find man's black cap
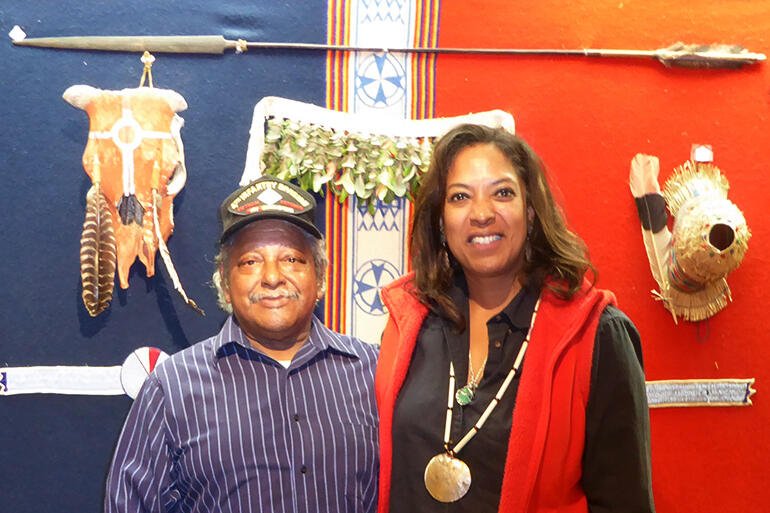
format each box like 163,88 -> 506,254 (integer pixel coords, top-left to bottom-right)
219,175 -> 322,243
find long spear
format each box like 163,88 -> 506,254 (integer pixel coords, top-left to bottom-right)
12,34 -> 765,68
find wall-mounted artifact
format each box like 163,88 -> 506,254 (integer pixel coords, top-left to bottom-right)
12,29 -> 766,69
241,96 -> 514,213
0,346 -> 169,399
64,74 -> 201,316
629,149 -> 750,322
646,378 -> 755,408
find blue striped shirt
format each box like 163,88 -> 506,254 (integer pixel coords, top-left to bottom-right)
105,316 -> 379,513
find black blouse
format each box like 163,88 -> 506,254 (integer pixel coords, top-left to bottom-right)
389,281 -> 655,513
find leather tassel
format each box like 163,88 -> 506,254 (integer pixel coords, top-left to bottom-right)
152,190 -> 204,315
80,185 -> 117,316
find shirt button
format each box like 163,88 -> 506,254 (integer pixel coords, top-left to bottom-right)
294,414 -> 300,422
300,466 -> 307,474
494,341 -> 502,349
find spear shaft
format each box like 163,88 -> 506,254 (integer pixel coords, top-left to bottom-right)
13,35 -> 766,68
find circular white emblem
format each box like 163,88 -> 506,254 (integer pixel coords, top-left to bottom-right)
120,347 -> 170,399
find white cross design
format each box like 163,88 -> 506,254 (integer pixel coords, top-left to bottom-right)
88,106 -> 172,197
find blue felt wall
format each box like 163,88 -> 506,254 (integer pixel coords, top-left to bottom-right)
0,2 -> 327,511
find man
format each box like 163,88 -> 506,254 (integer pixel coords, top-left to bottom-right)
105,176 -> 379,513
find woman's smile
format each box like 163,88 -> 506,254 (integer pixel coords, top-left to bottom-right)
442,142 -> 528,282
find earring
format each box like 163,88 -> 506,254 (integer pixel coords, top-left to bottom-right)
439,220 -> 452,268
524,223 -> 533,263
439,219 -> 447,247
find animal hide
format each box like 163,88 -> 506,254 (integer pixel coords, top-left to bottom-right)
64,85 -> 190,316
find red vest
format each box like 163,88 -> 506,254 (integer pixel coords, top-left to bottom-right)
376,274 -> 614,513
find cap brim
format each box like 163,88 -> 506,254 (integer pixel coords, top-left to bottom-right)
220,213 -> 322,244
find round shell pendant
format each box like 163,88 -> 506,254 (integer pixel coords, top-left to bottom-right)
455,384 -> 475,406
424,452 -> 472,502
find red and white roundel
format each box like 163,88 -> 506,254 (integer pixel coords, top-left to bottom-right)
120,347 -> 169,399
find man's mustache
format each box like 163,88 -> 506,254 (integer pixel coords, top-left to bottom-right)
249,290 -> 300,303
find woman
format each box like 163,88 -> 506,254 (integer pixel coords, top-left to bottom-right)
375,124 -> 654,513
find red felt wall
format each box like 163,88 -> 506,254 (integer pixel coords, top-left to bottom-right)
436,2 -> 770,511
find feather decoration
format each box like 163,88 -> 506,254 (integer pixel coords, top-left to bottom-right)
117,194 -> 145,226
629,154 -> 677,323
152,190 -> 204,315
80,184 -> 117,316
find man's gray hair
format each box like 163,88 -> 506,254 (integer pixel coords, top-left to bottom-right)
212,229 -> 329,314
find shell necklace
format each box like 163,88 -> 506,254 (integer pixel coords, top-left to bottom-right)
423,296 -> 541,503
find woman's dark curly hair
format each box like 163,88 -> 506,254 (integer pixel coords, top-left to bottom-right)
410,123 -> 595,331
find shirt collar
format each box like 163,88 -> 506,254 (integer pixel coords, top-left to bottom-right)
499,283 -> 539,332
212,315 -> 360,360
212,315 -> 252,359
447,273 -> 539,332
307,317 -> 361,359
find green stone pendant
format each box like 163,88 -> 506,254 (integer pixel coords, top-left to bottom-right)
455,385 -> 475,406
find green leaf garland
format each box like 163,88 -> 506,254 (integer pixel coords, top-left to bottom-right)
261,117 -> 434,211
